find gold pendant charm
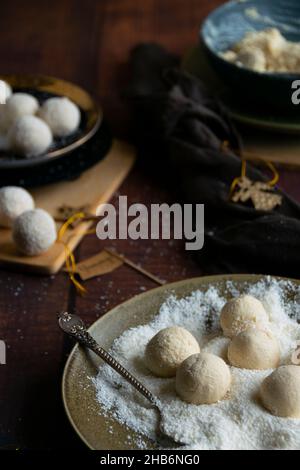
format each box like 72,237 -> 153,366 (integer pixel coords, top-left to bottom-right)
231,176 -> 282,211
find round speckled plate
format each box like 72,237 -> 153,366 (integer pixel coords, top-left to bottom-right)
62,274 -> 300,450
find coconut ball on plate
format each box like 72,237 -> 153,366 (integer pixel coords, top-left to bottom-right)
144,326 -> 200,377
220,294 -> 269,338
0,81 -> 12,131
39,97 -> 80,137
260,365 -> 300,418
0,186 -> 35,228
12,208 -> 57,256
176,352 -> 231,405
9,115 -> 53,157
227,328 -> 280,370
2,92 -> 39,131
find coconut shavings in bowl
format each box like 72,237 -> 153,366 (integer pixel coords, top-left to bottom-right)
93,278 -> 300,450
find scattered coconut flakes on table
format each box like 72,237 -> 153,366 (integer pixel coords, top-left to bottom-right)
92,278 -> 300,450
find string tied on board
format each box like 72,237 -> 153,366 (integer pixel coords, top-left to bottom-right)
57,212 -> 88,295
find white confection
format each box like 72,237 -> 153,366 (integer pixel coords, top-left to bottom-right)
12,208 -> 57,256
39,97 -> 80,137
144,326 -> 200,377
220,294 -> 269,338
2,92 -> 39,130
176,352 -> 231,405
260,365 -> 300,418
228,327 -> 280,370
2,81 -> 12,100
93,280 -> 300,449
0,81 -> 12,130
9,115 -> 52,157
0,186 -> 35,228
221,28 -> 300,73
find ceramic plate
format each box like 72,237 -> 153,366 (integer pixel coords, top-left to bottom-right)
200,0 -> 300,112
182,46 -> 300,134
62,274 -> 300,450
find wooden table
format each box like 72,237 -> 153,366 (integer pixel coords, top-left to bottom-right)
0,0 -> 299,450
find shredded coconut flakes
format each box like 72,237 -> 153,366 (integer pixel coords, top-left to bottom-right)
93,278 -> 300,450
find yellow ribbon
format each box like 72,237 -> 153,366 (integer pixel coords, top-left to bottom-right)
222,141 -> 280,198
57,212 -> 88,295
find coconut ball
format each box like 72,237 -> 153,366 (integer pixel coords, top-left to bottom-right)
39,97 -> 80,137
144,326 -> 200,378
0,80 -> 12,100
0,186 -> 35,228
2,92 -> 39,131
220,294 -> 269,338
12,208 -> 57,256
0,81 -> 12,130
260,365 -> 300,418
228,328 -> 280,370
9,115 -> 52,157
176,352 -> 231,405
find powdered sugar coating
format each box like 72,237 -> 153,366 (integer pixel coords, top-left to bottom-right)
93,279 -> 300,449
0,186 -> 35,228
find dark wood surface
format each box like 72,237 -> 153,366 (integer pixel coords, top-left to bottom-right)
0,0 -> 299,450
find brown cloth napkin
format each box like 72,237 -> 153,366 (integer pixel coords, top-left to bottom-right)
127,44 -> 300,278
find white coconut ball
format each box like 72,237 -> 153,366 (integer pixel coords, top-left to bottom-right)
228,328 -> 280,370
260,365 -> 300,418
2,92 -> 39,131
176,352 -> 231,405
220,294 -> 269,338
9,115 -> 52,157
12,208 -> 57,256
144,326 -> 200,377
0,81 -> 12,130
0,80 -> 12,100
0,186 -> 35,228
39,97 -> 80,137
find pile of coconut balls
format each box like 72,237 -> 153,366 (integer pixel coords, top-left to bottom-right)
0,81 -> 81,158
144,295 -> 300,418
0,186 -> 57,256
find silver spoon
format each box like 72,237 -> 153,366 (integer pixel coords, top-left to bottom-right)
58,312 -> 183,448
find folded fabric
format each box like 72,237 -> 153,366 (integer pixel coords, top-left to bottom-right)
127,43 -> 300,278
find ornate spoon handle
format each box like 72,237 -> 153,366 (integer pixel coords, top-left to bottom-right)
58,312 -> 157,405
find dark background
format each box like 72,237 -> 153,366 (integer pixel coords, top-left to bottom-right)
0,0 -> 299,449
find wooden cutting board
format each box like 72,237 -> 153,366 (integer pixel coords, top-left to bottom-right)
0,140 -> 135,274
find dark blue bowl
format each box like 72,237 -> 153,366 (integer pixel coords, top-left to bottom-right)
201,0 -> 300,112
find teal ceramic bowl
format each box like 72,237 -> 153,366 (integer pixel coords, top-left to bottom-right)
201,0 -> 300,112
